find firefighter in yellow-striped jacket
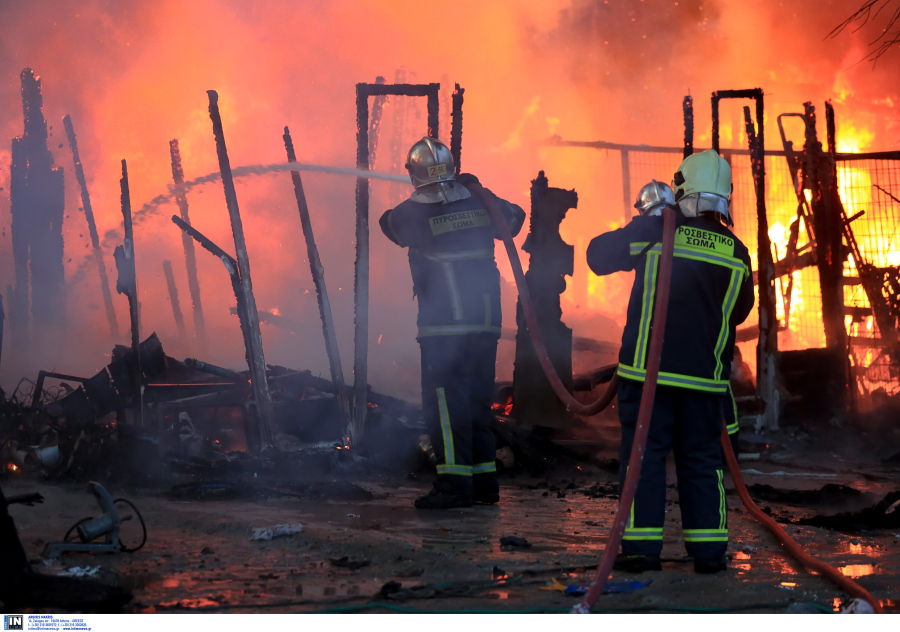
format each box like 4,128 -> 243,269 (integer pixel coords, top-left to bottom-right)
380,137 -> 525,510
587,151 -> 755,573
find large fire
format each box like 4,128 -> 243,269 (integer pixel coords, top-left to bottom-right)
0,1 -> 898,401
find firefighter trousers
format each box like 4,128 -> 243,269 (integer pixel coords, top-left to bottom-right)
420,333 -> 499,498
617,380 -> 728,558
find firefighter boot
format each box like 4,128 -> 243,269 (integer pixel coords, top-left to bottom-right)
414,487 -> 473,510
694,556 -> 728,574
613,554 -> 662,573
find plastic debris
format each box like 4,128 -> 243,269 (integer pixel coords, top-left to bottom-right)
58,566 -> 101,578
330,556 -> 370,570
249,523 -> 303,541
500,536 -> 531,548
840,598 -> 875,614
540,577 -> 652,596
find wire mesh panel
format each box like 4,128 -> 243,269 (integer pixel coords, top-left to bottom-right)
612,145 -> 900,404
836,157 -> 900,399
627,151 -> 826,352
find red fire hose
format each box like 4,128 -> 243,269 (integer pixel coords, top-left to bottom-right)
467,183 -> 882,614
718,424 -> 883,613
575,205 -> 677,612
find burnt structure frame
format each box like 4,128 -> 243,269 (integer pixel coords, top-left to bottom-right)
711,88 -> 779,431
352,81 -> 463,441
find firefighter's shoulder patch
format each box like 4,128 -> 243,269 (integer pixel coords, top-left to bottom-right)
429,209 -> 491,236
675,226 -> 735,256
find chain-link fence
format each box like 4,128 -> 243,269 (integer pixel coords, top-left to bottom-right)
837,156 -> 900,398
575,141 -> 900,401
625,149 -> 828,353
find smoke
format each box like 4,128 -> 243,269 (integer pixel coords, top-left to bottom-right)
0,0 -> 899,399
69,162 -> 410,285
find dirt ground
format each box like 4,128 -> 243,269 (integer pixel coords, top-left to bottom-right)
4,433 -> 899,614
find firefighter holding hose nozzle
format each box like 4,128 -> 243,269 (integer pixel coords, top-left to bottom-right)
380,137 -> 525,510
587,150 -> 754,574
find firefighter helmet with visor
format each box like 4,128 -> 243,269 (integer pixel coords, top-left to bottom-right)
634,180 -> 675,217
406,137 -> 456,189
672,149 -> 734,225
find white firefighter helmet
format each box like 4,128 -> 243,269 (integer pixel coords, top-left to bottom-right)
634,180 -> 674,216
672,149 -> 733,225
406,137 -> 456,189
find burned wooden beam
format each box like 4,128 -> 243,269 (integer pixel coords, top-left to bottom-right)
620,148 -> 631,224
712,88 -> 778,431
63,114 -> 119,338
162,260 -> 187,338
170,214 -> 261,450
183,357 -> 246,382
683,95 -> 694,159
10,68 -> 66,326
170,216 -> 249,358
206,90 -> 274,449
283,126 -> 352,438
353,81 -> 441,442
9,140 -> 28,338
451,83 -> 465,173
802,102 -> 846,354
169,139 -> 207,351
513,171 -> 578,428
368,76 -> 387,164
113,159 -> 143,426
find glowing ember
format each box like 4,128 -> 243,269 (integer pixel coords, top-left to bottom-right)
839,564 -> 875,578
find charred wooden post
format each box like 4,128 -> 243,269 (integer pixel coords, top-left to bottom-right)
440,74 -> 452,142
169,139 -> 207,351
683,95 -> 694,159
63,115 -> 119,338
713,89 -> 778,431
184,357 -> 246,383
9,139 -> 28,337
0,294 -> 4,371
207,90 -> 274,449
283,126 -> 352,437
171,214 -> 261,450
451,84 -> 465,173
113,160 -> 143,426
368,77 -> 387,164
162,260 -> 187,338
803,102 -> 846,354
11,69 -> 66,332
353,81 -> 441,443
513,171 -> 578,428
620,149 -> 632,223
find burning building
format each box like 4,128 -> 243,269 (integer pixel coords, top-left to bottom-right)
0,0 -> 899,617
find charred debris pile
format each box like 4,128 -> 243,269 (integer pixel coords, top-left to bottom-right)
0,331 -> 606,490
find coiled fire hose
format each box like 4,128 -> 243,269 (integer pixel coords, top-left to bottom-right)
718,424 -> 883,613
466,183 -> 883,614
